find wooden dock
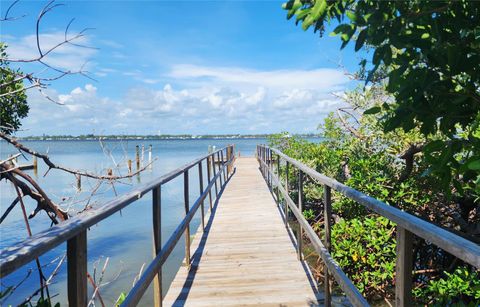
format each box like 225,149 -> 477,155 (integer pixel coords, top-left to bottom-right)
3,145 -> 478,307
163,157 -> 319,306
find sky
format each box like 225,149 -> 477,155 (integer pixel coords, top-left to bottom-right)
1,0 -> 363,136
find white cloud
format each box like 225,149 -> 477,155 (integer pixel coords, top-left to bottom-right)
19,63 -> 351,135
169,64 -> 347,91
5,31 -> 97,72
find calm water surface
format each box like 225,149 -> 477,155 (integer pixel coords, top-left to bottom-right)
0,138 -> 318,305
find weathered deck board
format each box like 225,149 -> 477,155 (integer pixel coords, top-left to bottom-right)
163,157 -> 319,306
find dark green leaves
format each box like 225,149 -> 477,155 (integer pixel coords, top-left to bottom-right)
284,0 -> 480,193
355,29 -> 367,51
0,43 -> 29,134
363,106 -> 381,115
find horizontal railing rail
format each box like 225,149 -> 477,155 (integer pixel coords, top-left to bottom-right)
256,145 -> 480,307
0,145 -> 236,306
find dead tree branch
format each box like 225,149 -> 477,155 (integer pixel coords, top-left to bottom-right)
0,0 -> 97,104
336,109 -> 365,140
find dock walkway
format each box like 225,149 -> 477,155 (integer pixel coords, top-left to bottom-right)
163,157 -> 319,306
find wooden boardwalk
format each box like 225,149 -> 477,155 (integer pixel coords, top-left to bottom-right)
163,157 -> 319,306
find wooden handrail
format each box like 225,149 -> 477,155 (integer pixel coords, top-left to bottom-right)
256,145 -> 480,307
0,145 -> 236,306
121,157 -> 234,306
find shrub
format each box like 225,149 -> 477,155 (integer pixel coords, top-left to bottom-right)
331,216 -> 396,299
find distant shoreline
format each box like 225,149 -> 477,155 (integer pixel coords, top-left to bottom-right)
13,134 -> 322,142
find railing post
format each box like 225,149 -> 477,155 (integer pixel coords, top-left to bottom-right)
152,186 -> 162,307
206,156 -> 213,210
285,161 -> 289,226
198,162 -> 205,231
261,146 -> 264,176
269,149 -> 273,188
184,170 -> 191,268
67,230 -> 87,307
220,150 -> 226,182
297,170 -> 303,260
395,226 -> 413,307
226,146 -> 232,175
217,151 -> 223,187
323,185 -> 332,307
211,154 -> 218,197
267,148 -> 271,187
276,154 -> 280,202
264,147 -> 267,179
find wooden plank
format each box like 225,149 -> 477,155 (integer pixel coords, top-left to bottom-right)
67,230 -> 87,307
152,186 -> 162,307
395,226 -> 413,307
163,158 -> 318,306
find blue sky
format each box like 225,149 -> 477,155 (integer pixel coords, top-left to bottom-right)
2,0 -> 362,135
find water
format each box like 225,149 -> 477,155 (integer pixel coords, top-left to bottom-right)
0,138 -> 317,306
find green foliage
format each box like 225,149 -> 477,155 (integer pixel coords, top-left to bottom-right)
414,267 -> 480,305
331,216 -> 396,299
268,83 -> 478,303
282,0 -> 480,194
115,292 -> 127,306
302,208 -> 315,222
0,42 -> 29,134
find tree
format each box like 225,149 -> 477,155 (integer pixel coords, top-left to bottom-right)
0,43 -> 28,134
0,2 -> 153,305
282,0 -> 480,194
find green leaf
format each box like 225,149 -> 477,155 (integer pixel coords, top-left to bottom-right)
295,8 -> 310,23
302,15 -> 315,31
332,24 -> 351,35
363,106 -> 381,115
310,0 -> 327,20
346,10 -> 357,22
285,0 -> 303,19
116,292 -> 127,306
372,46 -> 385,65
355,29 -> 367,51
467,159 -> 480,170
423,140 -> 445,153
421,33 -> 430,39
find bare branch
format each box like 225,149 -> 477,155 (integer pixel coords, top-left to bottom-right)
0,196 -> 20,224
0,0 -> 26,22
336,109 -> 365,140
20,254 -> 66,305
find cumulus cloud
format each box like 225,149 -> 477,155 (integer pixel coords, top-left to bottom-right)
19,63 -> 350,135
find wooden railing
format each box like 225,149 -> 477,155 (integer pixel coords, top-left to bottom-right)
0,145 -> 236,306
256,145 -> 480,307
